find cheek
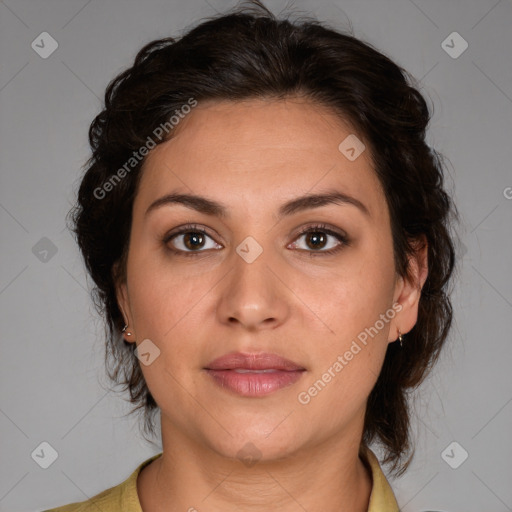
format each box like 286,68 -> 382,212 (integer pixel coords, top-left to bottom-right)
296,312 -> 389,426
127,247 -> 215,336
299,241 -> 395,345
294,244 -> 395,406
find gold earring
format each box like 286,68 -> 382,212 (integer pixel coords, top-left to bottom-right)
397,329 -> 403,347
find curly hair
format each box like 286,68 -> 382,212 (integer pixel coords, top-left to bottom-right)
68,0 -> 459,476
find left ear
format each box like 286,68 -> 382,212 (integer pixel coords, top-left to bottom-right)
388,235 -> 429,342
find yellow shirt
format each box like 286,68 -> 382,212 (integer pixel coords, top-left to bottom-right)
45,448 -> 399,511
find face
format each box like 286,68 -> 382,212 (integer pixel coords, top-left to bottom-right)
116,97 -> 425,462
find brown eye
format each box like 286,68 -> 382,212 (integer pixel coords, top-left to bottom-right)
290,224 -> 350,256
304,231 -> 328,250
163,225 -> 222,256
182,232 -> 207,250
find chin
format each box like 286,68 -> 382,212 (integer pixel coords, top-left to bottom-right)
203,422 -> 304,463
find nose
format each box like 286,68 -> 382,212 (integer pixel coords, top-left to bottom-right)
215,244 -> 290,331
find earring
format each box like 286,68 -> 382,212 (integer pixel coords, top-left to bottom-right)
122,324 -> 132,336
397,329 -> 403,347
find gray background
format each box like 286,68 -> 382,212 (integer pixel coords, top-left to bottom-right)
1,0 -> 511,510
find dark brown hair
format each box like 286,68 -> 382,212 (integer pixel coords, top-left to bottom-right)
68,0 -> 459,475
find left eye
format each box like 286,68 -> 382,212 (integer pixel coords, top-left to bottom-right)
290,227 -> 347,253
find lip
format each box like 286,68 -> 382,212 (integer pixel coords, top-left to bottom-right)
205,352 -> 305,371
204,352 -> 306,397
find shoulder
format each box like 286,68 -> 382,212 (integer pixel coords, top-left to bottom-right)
43,453 -> 163,512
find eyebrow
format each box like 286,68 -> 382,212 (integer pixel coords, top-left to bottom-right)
145,188 -> 370,220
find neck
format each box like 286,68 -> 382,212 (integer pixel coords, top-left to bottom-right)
138,417 -> 372,512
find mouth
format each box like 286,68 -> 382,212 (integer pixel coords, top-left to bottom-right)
204,352 -> 306,397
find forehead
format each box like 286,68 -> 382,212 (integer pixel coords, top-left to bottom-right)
135,98 -> 387,220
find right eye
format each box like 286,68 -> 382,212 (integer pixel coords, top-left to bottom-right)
163,224 -> 223,256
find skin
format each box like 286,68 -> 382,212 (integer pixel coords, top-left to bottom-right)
115,97 -> 428,512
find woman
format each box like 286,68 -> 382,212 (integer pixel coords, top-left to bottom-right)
46,0 -> 458,510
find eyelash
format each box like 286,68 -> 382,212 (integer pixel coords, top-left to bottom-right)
162,223 -> 350,258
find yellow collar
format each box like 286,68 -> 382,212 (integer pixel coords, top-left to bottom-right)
361,447 -> 400,511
